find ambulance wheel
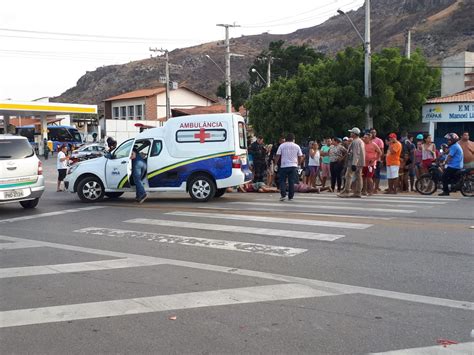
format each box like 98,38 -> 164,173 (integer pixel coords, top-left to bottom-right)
77,176 -> 105,203
214,188 -> 226,198
105,192 -> 124,199
189,175 -> 216,202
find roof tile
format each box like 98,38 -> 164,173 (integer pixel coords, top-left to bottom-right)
426,88 -> 474,104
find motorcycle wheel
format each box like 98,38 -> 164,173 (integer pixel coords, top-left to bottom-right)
460,175 -> 474,197
415,174 -> 437,195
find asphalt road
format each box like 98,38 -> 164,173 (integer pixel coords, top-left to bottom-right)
0,157 -> 473,354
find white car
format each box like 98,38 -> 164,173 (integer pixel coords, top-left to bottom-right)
0,135 -> 45,209
70,143 -> 107,164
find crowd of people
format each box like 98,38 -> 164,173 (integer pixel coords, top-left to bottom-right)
243,129 -> 473,199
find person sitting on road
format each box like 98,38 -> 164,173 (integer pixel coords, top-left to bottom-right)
293,182 -> 331,193
238,182 -> 279,193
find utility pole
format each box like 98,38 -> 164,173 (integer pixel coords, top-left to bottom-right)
266,54 -> 272,88
149,47 -> 171,120
217,23 -> 240,113
364,0 -> 372,130
406,29 -> 411,59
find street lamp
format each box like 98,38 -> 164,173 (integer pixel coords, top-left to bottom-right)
251,68 -> 267,86
338,1 -> 372,130
205,54 -> 226,75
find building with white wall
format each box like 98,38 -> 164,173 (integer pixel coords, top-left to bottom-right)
441,51 -> 474,96
103,85 -> 216,143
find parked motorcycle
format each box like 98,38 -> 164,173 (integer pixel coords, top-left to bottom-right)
415,162 -> 474,197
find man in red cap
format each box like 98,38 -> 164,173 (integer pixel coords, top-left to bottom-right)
385,133 -> 402,194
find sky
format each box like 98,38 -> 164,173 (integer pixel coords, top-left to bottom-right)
0,0 -> 364,101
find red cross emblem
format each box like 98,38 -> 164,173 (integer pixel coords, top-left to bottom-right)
194,128 -> 211,143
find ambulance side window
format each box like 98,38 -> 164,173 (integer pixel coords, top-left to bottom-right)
238,122 -> 247,149
150,140 -> 162,157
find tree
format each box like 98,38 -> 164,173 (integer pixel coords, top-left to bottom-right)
216,81 -> 250,112
249,40 -> 325,94
248,47 -> 439,141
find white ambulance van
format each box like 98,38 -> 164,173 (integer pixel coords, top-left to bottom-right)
65,113 -> 252,202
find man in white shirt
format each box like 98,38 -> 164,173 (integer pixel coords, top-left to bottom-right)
57,145 -> 69,192
274,133 -> 303,201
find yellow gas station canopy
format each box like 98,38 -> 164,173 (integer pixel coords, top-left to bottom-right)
0,100 -> 97,116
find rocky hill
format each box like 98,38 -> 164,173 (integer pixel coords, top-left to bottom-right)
53,0 -> 473,105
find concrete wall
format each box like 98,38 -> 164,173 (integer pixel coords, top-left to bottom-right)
105,119 -> 161,144
441,51 -> 474,96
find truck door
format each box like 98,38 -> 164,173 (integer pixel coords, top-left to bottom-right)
105,139 -> 133,189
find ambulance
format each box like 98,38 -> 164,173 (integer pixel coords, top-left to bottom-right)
64,113 -> 252,202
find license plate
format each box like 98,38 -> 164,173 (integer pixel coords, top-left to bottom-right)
3,189 -> 27,200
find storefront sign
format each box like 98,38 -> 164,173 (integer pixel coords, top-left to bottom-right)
422,103 -> 474,123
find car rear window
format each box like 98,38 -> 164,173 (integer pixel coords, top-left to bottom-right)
0,139 -> 34,159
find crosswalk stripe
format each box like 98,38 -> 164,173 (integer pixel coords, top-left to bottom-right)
125,218 -> 345,241
292,195 -> 447,205
166,211 -> 372,230
369,341 -> 474,354
195,206 -> 394,220
229,202 -> 415,214
1,234 -> 471,311
0,241 -> 43,250
252,199 -> 431,209
0,283 -> 335,328
75,227 -> 307,257
366,195 -> 459,202
0,206 -> 105,223
0,258 -> 167,279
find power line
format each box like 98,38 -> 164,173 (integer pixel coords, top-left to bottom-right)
241,0 -> 363,28
241,0 -> 340,26
0,27 -> 205,43
0,33 -> 208,45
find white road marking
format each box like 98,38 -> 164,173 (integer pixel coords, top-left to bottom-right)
75,227 -> 307,257
0,258 -> 167,279
229,201 -> 415,214
0,206 -> 105,223
125,218 -> 345,241
0,241 -> 43,250
0,283 -> 334,328
166,211 -> 373,230
253,199 -> 430,209
0,234 -> 471,311
195,206 -> 394,220
293,195 -> 447,205
369,341 -> 474,354
368,195 -> 459,202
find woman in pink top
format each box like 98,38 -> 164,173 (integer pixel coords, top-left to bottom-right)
362,133 -> 382,195
421,134 -> 436,173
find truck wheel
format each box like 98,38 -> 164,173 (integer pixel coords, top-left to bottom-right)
77,176 -> 105,202
214,188 -> 226,198
20,198 -> 39,209
188,175 -> 216,202
105,192 -> 124,199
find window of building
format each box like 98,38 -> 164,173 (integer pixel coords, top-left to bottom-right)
136,104 -> 143,120
128,105 -> 134,119
113,107 -> 119,119
120,106 -> 126,119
